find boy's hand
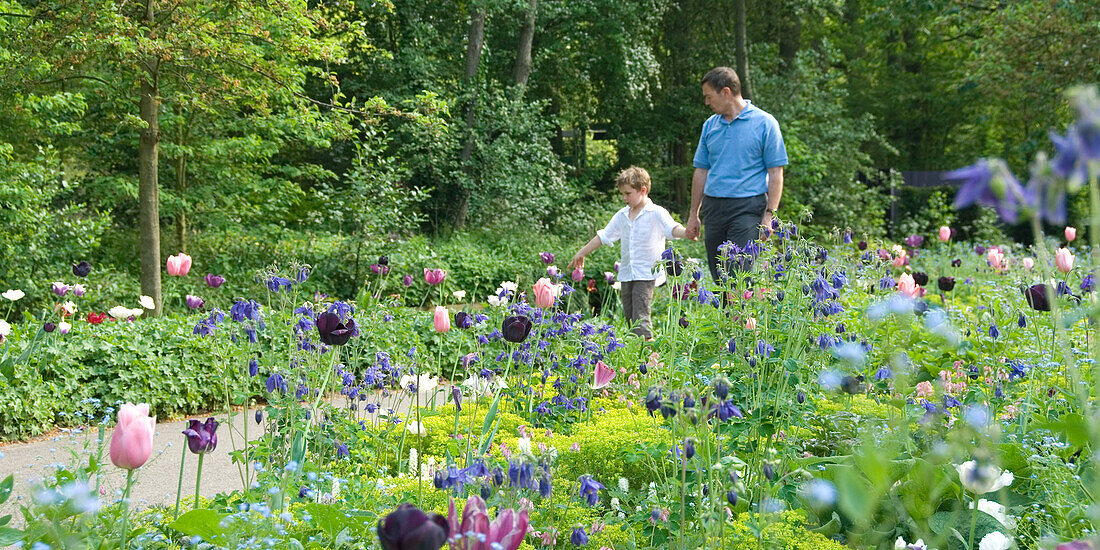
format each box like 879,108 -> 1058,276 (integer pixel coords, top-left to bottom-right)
569,254 -> 585,270
686,216 -> 701,240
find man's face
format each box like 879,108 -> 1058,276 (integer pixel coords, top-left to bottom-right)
702,83 -> 729,114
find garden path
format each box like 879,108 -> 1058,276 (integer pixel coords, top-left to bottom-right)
0,387 -> 450,524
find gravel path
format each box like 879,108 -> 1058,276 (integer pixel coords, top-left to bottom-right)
0,387 -> 451,524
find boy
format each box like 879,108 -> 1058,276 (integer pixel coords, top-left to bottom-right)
569,166 -> 690,339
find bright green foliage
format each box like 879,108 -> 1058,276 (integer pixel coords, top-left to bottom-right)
724,510 -> 847,549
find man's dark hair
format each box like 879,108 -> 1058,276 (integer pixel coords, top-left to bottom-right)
701,67 -> 741,96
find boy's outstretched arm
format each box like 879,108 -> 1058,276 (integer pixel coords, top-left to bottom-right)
672,223 -> 691,240
570,235 -> 603,269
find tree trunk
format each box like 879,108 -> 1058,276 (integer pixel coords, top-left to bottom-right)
734,0 -> 752,99
512,0 -> 537,93
138,0 -> 162,315
778,0 -> 801,71
455,8 -> 487,229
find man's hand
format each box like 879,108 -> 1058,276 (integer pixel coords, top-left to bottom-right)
686,216 -> 702,241
760,211 -> 774,239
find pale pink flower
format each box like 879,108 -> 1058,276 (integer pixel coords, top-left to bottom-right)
593,360 -> 615,389
1056,247 -> 1075,273
938,225 -> 951,242
744,317 -> 757,330
897,273 -> 920,298
166,253 -> 192,276
1022,257 -> 1035,270
915,381 -> 934,399
987,248 -> 1005,271
1065,226 -> 1077,242
109,403 -> 155,470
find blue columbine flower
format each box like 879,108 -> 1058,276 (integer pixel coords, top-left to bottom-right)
874,365 -> 892,381
578,475 -> 604,506
756,340 -> 774,357
230,299 -> 262,322
570,526 -> 588,546
989,323 -> 1000,340
878,272 -> 896,291
946,158 -> 1027,223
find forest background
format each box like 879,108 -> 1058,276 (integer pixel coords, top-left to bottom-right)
1,0 -> 1097,313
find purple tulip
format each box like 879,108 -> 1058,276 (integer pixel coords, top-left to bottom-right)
182,417 -> 218,454
904,234 -> 924,248
186,295 -> 205,309
376,503 -> 448,550
72,261 -> 92,278
502,315 -> 532,343
72,284 -> 86,297
402,274 -> 414,287
540,252 -> 555,264
204,273 -> 226,288
51,282 -> 70,296
316,311 -> 353,346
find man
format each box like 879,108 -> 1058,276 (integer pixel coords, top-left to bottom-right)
685,66 -> 788,283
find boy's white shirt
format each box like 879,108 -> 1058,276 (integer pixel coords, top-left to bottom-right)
597,198 -> 679,284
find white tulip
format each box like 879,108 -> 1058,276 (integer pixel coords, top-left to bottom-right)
139,295 -> 155,309
2,289 -> 24,301
978,531 -> 1011,550
0,319 -> 10,337
956,460 -> 1013,494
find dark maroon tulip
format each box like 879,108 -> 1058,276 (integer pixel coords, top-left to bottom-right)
911,272 -> 929,286
938,276 -> 956,292
857,240 -> 868,251
502,315 -> 532,343
377,503 -> 448,550
182,417 -> 218,454
72,261 -> 92,277
44,322 -> 56,333
951,259 -> 962,267
316,311 -> 353,345
1023,284 -> 1052,311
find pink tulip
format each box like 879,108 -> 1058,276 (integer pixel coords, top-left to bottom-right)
571,268 -> 584,282
1022,257 -> 1035,270
593,360 -> 615,389
986,248 -> 1005,272
745,317 -> 757,330
897,273 -> 920,298
166,253 -> 192,276
109,403 -> 155,470
938,225 -> 951,242
892,254 -> 908,268
433,306 -> 450,332
423,268 -> 446,285
532,278 -> 557,308
742,290 -> 753,300
1056,248 -> 1075,273
448,496 -> 528,550
1065,226 -> 1077,242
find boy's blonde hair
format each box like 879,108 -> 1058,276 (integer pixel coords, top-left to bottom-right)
616,166 -> 651,191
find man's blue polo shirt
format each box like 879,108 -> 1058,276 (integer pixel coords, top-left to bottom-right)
692,101 -> 788,198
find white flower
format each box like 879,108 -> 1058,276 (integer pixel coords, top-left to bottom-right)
973,499 -> 1013,528
618,478 -> 629,492
956,461 -> 1014,494
499,281 -> 518,293
399,374 -> 438,394
0,319 -> 10,337
612,281 -> 621,291
516,437 -> 532,456
58,301 -> 77,315
108,306 -> 133,319
139,295 -> 155,309
487,294 -> 505,307
58,322 -> 72,335
407,448 -> 419,477
453,290 -> 466,300
978,531 -> 1011,550
2,289 -> 24,301
406,421 -> 426,436
894,537 -> 926,550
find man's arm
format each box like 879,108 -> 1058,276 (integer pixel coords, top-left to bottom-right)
761,166 -> 784,232
686,168 -> 707,240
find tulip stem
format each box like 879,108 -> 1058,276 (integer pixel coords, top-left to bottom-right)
120,469 -> 135,548
194,453 -> 205,511
967,494 -> 979,550
174,440 -> 186,517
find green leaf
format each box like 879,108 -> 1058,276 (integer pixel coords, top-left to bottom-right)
305,503 -> 357,538
0,527 -> 21,546
478,392 -> 502,455
168,509 -> 227,541
0,475 -> 12,505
